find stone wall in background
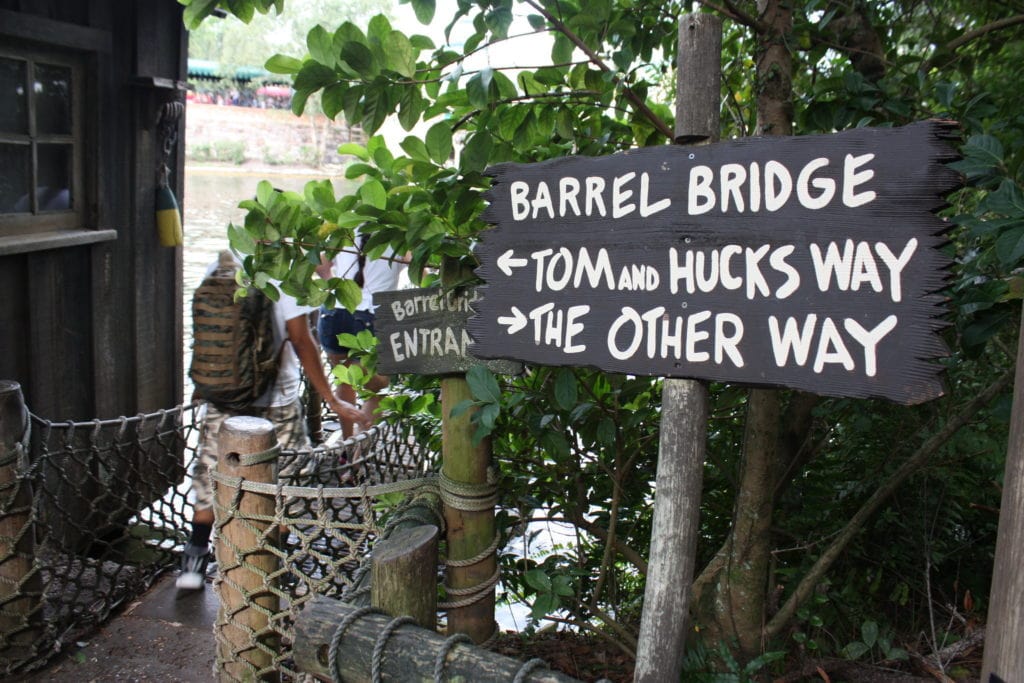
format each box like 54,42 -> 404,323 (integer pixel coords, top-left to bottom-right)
185,102 -> 365,168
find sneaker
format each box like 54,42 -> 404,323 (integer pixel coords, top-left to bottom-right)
176,542 -> 211,590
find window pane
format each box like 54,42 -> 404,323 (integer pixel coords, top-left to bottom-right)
34,63 -> 72,135
0,58 -> 28,134
0,144 -> 31,213
37,144 -> 72,211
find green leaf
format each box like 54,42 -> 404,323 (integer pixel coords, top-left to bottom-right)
256,180 -> 275,206
337,142 -> 369,161
554,369 -> 578,411
524,569 -> 552,593
466,72 -> 490,109
359,179 -> 388,210
410,0 -> 435,24
367,14 -> 393,44
265,54 -> 303,75
841,641 -> 870,660
183,0 -> 219,29
861,620 -> 878,648
383,31 -> 416,78
398,86 -> 424,131
485,7 -> 513,39
361,86 -> 391,134
982,179 -> 1024,216
459,131 -> 492,174
400,136 -> 431,163
466,365 -> 501,404
336,278 -> 362,311
965,134 -> 1004,167
995,224 -> 1024,265
596,418 -> 616,446
425,122 -> 453,164
552,34 -> 574,64
530,593 -> 557,621
294,62 -> 336,92
552,575 -> 574,597
321,83 -> 347,119
307,24 -> 335,69
227,223 -> 257,254
340,41 -> 376,78
449,398 -> 476,419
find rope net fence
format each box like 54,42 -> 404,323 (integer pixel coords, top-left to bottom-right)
211,419 -> 441,681
0,395 -> 439,678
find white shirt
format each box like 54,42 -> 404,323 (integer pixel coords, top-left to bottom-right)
254,291 -> 313,408
331,241 -> 404,312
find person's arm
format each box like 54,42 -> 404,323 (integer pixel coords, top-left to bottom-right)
285,314 -> 370,428
315,255 -> 333,281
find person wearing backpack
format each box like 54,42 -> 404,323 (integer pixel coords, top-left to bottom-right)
178,251 -> 369,590
316,234 -> 406,438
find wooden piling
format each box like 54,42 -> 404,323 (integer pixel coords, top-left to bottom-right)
213,415 -> 280,681
371,524 -> 439,629
293,596 -> 580,682
0,381 -> 40,659
441,259 -> 497,643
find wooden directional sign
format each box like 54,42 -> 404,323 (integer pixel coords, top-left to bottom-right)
375,287 -> 523,376
469,121 -> 961,404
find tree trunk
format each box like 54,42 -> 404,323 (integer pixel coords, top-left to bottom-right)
691,0 -> 795,661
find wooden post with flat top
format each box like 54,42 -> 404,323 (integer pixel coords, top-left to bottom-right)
0,381 -> 41,664
371,523 -> 439,629
634,12 -> 721,682
441,257 -> 497,643
213,415 -> 281,681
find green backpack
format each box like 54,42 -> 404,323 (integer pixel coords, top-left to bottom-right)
189,251 -> 279,411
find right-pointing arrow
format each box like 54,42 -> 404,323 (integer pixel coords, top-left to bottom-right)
496,306 -> 527,335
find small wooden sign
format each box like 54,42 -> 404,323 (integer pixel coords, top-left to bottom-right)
470,121 -> 961,404
375,287 -> 523,376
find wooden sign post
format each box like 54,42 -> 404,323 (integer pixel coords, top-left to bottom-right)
470,121 -> 960,405
634,13 -> 720,682
981,301 -> 1024,681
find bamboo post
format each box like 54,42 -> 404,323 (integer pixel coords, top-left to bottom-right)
213,415 -> 281,681
634,13 -> 721,682
371,524 -> 439,629
293,596 -> 580,682
0,381 -> 40,659
982,304 -> 1024,681
441,257 -> 497,643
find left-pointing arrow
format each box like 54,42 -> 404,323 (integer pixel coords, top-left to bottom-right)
497,249 -> 529,277
497,306 -> 528,335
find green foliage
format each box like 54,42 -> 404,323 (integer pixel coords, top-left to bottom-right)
681,638 -> 786,682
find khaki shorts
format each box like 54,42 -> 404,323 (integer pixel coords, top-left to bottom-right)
190,398 -> 311,511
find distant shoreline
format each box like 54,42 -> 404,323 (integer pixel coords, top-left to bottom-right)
186,160 -> 347,179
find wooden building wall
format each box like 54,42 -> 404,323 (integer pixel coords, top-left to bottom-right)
0,0 -> 187,421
